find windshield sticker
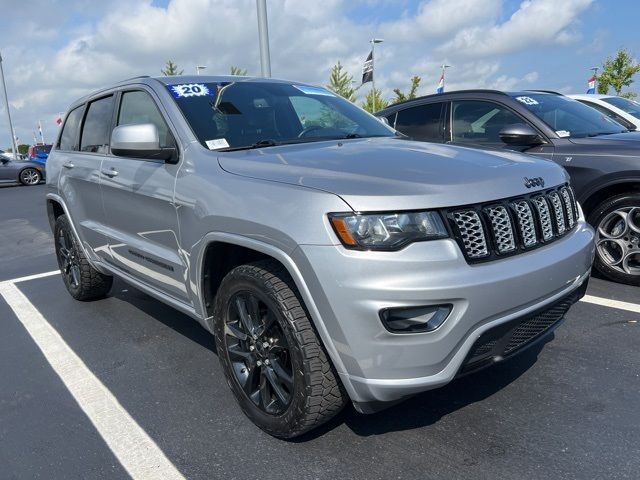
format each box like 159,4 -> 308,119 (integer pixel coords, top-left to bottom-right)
206,138 -> 230,150
168,83 -> 213,99
292,85 -> 335,96
515,96 -> 539,106
556,130 -> 571,138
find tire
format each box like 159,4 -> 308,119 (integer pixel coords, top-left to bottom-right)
54,214 -> 113,300
19,168 -> 41,186
588,192 -> 640,286
213,259 -> 346,438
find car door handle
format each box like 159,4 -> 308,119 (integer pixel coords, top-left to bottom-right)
101,168 -> 119,178
63,162 -> 75,169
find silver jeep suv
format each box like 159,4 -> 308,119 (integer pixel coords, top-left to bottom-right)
46,75 -> 595,438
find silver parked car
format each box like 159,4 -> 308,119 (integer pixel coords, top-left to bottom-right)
46,76 -> 595,438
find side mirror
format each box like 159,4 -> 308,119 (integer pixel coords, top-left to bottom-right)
499,123 -> 544,146
110,123 -> 176,162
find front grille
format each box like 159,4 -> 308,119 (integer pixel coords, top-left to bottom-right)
445,184 -> 578,263
458,279 -> 589,376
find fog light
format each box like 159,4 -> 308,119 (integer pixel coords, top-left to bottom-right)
380,304 -> 452,333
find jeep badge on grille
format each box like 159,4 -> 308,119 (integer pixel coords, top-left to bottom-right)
523,177 -> 545,188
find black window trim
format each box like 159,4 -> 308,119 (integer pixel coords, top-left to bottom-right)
77,93 -> 117,157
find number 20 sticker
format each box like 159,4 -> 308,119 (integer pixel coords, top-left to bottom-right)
169,83 -> 211,98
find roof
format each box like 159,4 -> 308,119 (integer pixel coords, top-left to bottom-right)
152,75 -> 304,86
567,93 -> 614,100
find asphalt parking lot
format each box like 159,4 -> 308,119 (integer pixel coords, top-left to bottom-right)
1,184 -> 638,480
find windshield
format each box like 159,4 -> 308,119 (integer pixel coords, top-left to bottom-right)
602,96 -> 640,118
167,81 -> 394,150
512,93 -> 627,138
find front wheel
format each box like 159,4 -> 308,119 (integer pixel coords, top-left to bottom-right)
213,260 -> 346,438
589,193 -> 640,286
19,168 -> 41,186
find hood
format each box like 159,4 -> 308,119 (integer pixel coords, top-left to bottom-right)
217,137 -> 569,211
568,131 -> 640,154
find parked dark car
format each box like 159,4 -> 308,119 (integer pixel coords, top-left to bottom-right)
377,90 -> 640,286
0,153 -> 45,185
28,143 -> 53,165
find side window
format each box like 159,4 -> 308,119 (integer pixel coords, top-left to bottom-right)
395,103 -> 444,142
289,96 -> 358,132
58,106 -> 84,151
118,91 -> 175,148
80,96 -> 114,153
452,100 -> 524,145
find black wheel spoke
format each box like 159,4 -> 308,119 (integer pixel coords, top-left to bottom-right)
227,344 -> 251,362
264,366 -> 289,405
225,322 -> 248,341
270,358 -> 293,391
70,266 -> 80,287
242,365 -> 259,397
259,371 -> 271,409
235,296 -> 255,335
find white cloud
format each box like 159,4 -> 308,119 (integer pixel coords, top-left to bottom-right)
0,0 -> 595,147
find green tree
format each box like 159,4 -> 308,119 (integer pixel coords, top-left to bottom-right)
17,144 -> 29,155
361,88 -> 388,113
391,76 -> 421,103
597,49 -> 640,98
161,60 -> 183,76
326,62 -> 356,102
230,66 -> 248,76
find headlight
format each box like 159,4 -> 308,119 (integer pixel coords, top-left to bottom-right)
328,211 -> 448,250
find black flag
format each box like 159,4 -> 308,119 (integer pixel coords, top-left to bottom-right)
362,50 -> 373,84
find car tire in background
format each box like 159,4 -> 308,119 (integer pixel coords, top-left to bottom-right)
19,168 -> 41,186
54,214 -> 114,300
589,192 -> 640,286
213,259 -> 347,439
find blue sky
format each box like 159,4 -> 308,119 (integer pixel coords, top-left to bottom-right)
0,0 -> 638,148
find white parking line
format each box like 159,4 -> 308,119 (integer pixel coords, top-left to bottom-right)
581,294 -> 640,314
0,280 -> 185,480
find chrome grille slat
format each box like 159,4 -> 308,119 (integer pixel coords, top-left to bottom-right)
450,185 -> 577,262
548,191 -> 566,234
532,196 -> 554,241
452,210 -> 488,258
485,206 -> 516,253
560,187 -> 576,228
511,200 -> 537,247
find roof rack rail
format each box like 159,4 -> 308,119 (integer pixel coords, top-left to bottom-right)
118,75 -> 151,83
525,89 -> 563,95
384,89 -> 509,110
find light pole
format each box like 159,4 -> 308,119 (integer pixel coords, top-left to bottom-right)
196,65 -> 207,75
370,38 -> 383,112
0,51 -> 18,159
256,0 -> 272,77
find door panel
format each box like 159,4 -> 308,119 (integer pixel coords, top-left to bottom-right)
100,89 -> 188,302
58,100 -> 111,257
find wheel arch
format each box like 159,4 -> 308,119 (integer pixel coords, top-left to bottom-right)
195,233 -> 351,393
580,179 -> 640,217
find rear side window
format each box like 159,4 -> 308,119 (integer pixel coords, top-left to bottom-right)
118,91 -> 175,148
395,103 -> 445,142
81,96 -> 114,153
59,106 -> 84,151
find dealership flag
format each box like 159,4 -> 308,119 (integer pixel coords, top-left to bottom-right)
587,75 -> 596,94
436,73 -> 445,94
38,120 -> 45,143
362,51 -> 373,84
55,114 -> 63,125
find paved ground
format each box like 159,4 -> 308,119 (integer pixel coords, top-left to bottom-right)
1,184 -> 638,480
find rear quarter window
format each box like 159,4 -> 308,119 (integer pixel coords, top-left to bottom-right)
59,106 -> 85,151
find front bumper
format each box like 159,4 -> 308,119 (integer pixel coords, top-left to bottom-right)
293,219 -> 594,406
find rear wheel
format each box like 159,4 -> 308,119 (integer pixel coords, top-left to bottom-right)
589,193 -> 640,286
54,214 -> 113,300
213,260 -> 346,438
19,168 -> 41,186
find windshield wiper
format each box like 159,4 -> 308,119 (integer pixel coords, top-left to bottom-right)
218,139 -> 280,152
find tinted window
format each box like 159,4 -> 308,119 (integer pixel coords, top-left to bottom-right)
452,100 -> 523,145
513,94 -> 625,137
602,96 -> 640,117
578,100 -> 635,130
59,106 -> 84,151
118,91 -> 175,148
395,103 -> 444,142
80,96 -> 114,153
